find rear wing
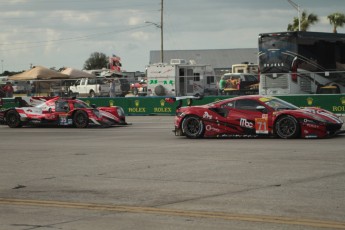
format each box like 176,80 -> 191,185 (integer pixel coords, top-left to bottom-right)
165,95 -> 204,110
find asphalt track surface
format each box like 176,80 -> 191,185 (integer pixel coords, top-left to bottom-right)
0,116 -> 345,230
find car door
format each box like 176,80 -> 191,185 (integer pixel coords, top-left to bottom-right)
55,100 -> 72,125
225,99 -> 269,135
80,78 -> 88,96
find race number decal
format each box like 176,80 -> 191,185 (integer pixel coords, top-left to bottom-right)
59,115 -> 72,126
255,118 -> 268,134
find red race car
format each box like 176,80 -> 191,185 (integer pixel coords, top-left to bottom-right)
130,79 -> 147,96
171,95 -> 344,139
0,96 -> 128,128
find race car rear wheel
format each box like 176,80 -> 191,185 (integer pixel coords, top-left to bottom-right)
275,115 -> 300,139
182,115 -> 205,138
73,110 -> 89,128
6,110 -> 22,128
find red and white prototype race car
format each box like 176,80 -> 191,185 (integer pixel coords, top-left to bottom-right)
0,96 -> 128,128
169,95 -> 344,139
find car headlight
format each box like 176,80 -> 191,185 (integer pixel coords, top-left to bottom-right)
176,112 -> 186,117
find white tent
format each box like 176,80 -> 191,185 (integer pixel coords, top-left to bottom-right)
9,66 -> 69,80
61,67 -> 96,78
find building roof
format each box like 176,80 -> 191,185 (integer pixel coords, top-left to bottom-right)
149,48 -> 258,69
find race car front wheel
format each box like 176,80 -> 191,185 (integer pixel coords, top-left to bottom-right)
73,110 -> 89,128
182,115 -> 205,138
6,110 -> 22,128
275,115 -> 300,139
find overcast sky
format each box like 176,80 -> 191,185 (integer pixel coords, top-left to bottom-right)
0,0 -> 344,73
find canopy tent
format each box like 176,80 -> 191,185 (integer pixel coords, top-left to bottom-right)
61,67 -> 96,78
8,66 -> 69,80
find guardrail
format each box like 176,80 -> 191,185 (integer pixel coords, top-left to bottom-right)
1,95 -> 345,115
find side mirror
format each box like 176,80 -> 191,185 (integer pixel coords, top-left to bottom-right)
256,105 -> 267,113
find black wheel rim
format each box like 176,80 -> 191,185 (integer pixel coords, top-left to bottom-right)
75,113 -> 87,127
278,117 -> 297,137
185,118 -> 201,136
7,113 -> 18,126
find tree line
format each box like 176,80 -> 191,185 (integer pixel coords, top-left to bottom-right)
287,12 -> 345,32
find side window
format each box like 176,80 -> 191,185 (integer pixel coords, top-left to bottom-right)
207,76 -> 215,84
80,79 -> 86,85
88,79 -> 96,85
245,75 -> 257,82
96,78 -> 105,84
194,74 -> 200,81
234,99 -> 261,111
179,68 -> 185,76
187,68 -> 193,76
55,101 -> 69,112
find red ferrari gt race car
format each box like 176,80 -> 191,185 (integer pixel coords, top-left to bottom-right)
0,96 -> 128,128
171,95 -> 344,139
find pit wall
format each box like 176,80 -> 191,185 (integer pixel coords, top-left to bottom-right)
1,95 -> 345,115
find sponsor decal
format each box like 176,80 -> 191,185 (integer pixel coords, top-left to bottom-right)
128,100 -> 146,113
149,79 -> 174,85
240,118 -> 253,128
160,99 -> 165,107
304,108 -> 342,123
153,99 -> 172,113
307,97 -> 313,106
263,63 -> 284,67
154,107 -> 171,113
303,118 -> 314,123
135,100 -> 140,107
333,97 -> 345,111
59,115 -> 72,125
306,123 -> 320,129
341,97 -> 345,105
332,106 -> 345,112
259,97 -> 272,102
255,118 -> 268,134
203,112 -> 213,120
206,125 -> 220,132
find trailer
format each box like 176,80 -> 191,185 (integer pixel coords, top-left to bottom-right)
146,59 -> 217,96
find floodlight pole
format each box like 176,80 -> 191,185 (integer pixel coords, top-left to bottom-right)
287,0 -> 301,31
145,0 -> 164,63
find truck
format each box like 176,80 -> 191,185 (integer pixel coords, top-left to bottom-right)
232,62 -> 258,74
68,77 -> 110,97
258,31 -> 345,95
146,59 -> 217,96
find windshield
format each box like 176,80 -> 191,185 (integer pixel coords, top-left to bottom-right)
260,97 -> 298,111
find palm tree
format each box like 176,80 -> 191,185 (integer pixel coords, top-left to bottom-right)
327,12 -> 345,33
287,10 -> 319,31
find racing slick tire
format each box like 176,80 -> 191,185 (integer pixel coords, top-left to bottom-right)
73,110 -> 89,128
275,115 -> 300,139
181,115 -> 205,138
6,110 -> 22,128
